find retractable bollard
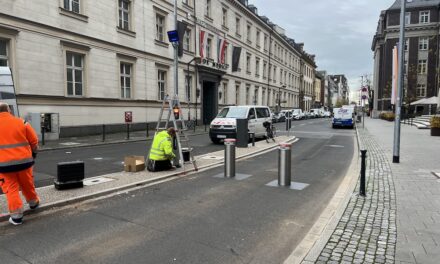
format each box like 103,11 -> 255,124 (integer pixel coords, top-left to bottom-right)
249,133 -> 256,147
278,143 -> 292,186
360,149 -> 367,196
224,139 -> 236,178
102,124 -> 106,142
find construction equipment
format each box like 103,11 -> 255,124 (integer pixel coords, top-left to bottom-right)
148,95 -> 198,173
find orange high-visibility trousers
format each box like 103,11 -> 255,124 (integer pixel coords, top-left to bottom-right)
0,167 -> 39,217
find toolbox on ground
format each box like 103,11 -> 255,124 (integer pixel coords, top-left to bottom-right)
54,161 -> 85,190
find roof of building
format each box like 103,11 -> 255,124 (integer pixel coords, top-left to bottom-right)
389,0 -> 440,10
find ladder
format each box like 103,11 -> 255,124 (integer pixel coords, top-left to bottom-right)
149,94 -> 198,173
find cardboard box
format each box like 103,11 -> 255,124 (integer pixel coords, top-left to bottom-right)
124,156 -> 145,172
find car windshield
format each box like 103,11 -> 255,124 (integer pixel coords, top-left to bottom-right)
292,109 -> 300,114
217,107 -> 248,118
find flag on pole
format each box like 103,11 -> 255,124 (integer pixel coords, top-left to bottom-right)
217,37 -> 228,64
199,30 -> 208,58
391,45 -> 399,105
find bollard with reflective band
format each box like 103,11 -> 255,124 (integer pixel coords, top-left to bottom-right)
224,138 -> 236,178
278,143 -> 292,186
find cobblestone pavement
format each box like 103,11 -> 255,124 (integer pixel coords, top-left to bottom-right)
311,127 -> 397,264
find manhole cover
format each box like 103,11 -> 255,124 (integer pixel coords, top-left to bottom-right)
83,177 -> 115,186
201,156 -> 223,160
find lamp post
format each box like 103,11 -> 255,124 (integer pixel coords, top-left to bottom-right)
393,0 -> 407,164
186,56 -> 201,125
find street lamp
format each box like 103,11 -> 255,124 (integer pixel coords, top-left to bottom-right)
393,0 -> 408,164
186,55 -> 201,125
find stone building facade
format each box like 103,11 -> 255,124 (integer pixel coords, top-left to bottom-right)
372,0 -> 440,116
0,0 -> 316,136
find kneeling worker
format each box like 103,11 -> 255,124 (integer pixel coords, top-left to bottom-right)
147,127 -> 177,172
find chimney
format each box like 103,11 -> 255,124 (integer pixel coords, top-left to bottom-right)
297,43 -> 304,51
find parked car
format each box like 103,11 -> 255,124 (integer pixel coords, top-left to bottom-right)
209,105 -> 272,144
323,111 -> 331,118
277,110 -> 292,122
292,108 -> 304,120
310,109 -> 321,118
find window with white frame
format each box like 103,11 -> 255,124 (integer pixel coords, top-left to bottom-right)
223,82 -> 227,104
246,85 -> 250,105
118,0 -> 130,30
235,17 -> 241,35
182,0 -> 191,7
64,0 -> 80,13
120,62 -> 132,99
185,75 -> 192,102
205,0 -> 211,18
273,66 -> 277,82
256,29 -> 260,48
207,37 -> 212,58
158,69 -> 167,100
66,52 -> 84,96
280,69 -> 283,84
263,61 -> 267,78
419,37 -> 428,50
255,57 -> 260,76
416,83 -> 426,97
0,39 -> 8,67
263,34 -> 268,51
183,29 -> 191,51
246,53 -> 251,73
404,38 -> 409,51
420,11 -> 430,23
246,24 -> 251,43
253,88 -> 258,105
418,59 -> 427,74
405,12 -> 411,25
156,14 -> 165,42
268,65 -> 272,80
235,83 -> 240,105
222,8 -> 228,27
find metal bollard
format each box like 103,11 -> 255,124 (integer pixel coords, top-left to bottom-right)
102,124 -> 106,142
249,132 -> 255,146
146,123 -> 149,138
126,123 -> 130,140
278,143 -> 292,186
360,149 -> 367,196
224,139 -> 236,178
41,127 -> 45,146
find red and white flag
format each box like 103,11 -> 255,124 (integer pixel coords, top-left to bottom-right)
217,37 -> 228,64
199,30 -> 208,58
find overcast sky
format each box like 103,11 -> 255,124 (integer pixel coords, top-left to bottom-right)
248,0 -> 396,94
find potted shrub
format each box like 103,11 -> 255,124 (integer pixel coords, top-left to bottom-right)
431,116 -> 440,136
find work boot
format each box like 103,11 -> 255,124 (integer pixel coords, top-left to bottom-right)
9,217 -> 23,226
29,200 -> 40,210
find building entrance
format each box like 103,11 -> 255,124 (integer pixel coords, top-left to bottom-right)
202,80 -> 218,125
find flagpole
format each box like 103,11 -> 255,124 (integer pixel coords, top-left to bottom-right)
173,0 -> 178,97
393,0 -> 406,163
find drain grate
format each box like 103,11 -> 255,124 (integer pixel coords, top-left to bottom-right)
201,156 -> 223,160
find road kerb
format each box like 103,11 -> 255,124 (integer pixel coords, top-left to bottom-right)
283,133 -> 360,264
0,136 -> 297,223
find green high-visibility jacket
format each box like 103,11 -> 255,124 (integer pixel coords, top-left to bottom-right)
149,131 -> 176,161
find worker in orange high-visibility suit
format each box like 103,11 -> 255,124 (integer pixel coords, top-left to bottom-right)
0,102 -> 39,225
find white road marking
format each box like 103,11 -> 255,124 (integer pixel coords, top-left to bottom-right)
325,145 -> 345,148
93,157 -> 103,160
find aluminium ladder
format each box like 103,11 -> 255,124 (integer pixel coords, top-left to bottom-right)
148,94 -> 198,173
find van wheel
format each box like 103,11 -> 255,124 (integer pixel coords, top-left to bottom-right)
332,124 -> 336,129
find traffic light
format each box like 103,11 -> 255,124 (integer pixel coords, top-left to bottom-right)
173,105 -> 180,120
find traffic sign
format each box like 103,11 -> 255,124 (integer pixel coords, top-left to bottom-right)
125,111 -> 133,123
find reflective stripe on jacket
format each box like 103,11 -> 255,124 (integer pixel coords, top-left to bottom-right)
149,131 -> 175,161
0,112 -> 38,173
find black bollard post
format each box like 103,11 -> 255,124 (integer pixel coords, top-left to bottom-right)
126,123 -> 130,140
360,149 -> 367,196
102,124 -> 106,142
41,127 -> 45,146
250,133 -> 255,146
146,123 -> 149,138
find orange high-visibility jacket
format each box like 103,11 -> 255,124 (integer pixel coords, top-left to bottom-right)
0,112 -> 38,173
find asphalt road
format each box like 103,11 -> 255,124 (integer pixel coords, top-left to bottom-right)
0,118 -> 356,264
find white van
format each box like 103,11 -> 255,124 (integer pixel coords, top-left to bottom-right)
209,105 -> 272,144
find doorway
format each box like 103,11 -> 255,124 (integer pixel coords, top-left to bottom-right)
202,81 -> 218,124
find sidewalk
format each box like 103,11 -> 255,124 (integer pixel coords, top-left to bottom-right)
301,118 -> 440,264
38,126 -> 209,151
